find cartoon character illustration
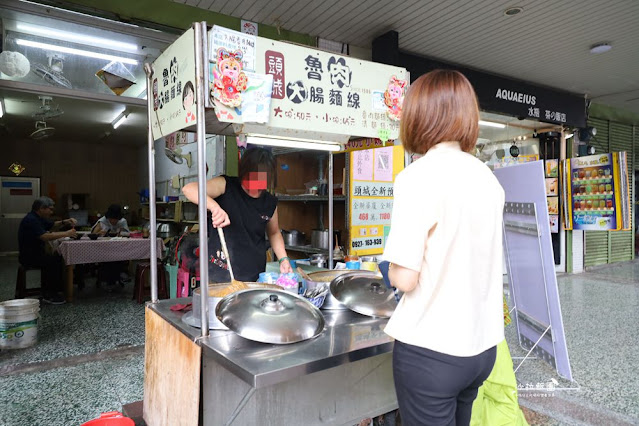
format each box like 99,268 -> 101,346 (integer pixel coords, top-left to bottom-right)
212,48 -> 248,108
383,76 -> 407,121
183,81 -> 196,124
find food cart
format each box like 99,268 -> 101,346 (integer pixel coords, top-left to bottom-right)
142,22 -> 408,425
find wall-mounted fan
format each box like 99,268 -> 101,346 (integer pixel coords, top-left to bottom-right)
30,121 -> 55,140
31,95 -> 64,120
32,54 -> 72,89
165,147 -> 192,167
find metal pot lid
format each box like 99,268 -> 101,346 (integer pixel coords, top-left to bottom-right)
330,275 -> 397,318
215,289 -> 325,344
307,269 -> 379,284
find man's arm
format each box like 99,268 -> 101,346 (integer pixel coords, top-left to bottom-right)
50,218 -> 77,231
39,228 -> 76,241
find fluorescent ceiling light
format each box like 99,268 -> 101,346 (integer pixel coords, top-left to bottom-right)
16,23 -> 139,53
246,135 -> 341,152
479,120 -> 506,129
0,100 -> 4,118
565,133 -> 574,139
590,43 -> 612,54
16,39 -> 138,65
112,111 -> 128,129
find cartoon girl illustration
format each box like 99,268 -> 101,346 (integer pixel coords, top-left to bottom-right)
183,81 -> 196,124
212,48 -> 248,107
384,76 -> 407,121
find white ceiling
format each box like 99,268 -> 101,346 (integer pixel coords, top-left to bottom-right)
0,88 -> 147,145
177,0 -> 639,114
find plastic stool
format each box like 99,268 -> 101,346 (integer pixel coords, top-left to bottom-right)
15,265 -> 43,299
133,262 -> 168,304
176,268 -> 190,298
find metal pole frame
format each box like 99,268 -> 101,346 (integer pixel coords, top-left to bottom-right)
328,153 -> 334,269
144,63 -> 159,304
194,22 -> 210,336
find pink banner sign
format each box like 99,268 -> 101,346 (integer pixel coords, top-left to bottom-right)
353,150 -> 373,181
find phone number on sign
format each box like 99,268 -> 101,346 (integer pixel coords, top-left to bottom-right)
352,238 -> 383,248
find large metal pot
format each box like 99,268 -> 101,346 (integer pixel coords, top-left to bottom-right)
216,289 -> 325,344
281,229 -> 305,246
157,222 -> 179,238
311,229 -> 341,249
182,282 -> 280,330
305,270 -> 381,310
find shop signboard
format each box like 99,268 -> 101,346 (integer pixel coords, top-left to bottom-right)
349,145 -> 404,256
373,31 -> 586,128
209,27 -> 409,139
563,152 -> 630,231
150,28 -> 197,141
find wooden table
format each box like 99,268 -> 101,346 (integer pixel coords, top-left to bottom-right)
57,237 -> 164,302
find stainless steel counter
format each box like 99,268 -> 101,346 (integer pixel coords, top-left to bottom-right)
149,298 -> 394,388
149,298 -> 397,425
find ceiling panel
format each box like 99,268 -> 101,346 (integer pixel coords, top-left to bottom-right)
175,0 -> 639,113
0,88 -> 147,145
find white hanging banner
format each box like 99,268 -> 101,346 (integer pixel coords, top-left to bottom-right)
150,28 -> 196,141
207,26 -> 409,139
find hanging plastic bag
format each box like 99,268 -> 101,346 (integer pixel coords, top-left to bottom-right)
96,61 -> 136,95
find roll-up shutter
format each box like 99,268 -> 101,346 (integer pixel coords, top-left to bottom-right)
584,118 -> 635,266
609,122 -> 634,263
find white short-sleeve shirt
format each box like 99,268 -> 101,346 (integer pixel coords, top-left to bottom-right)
383,141 -> 505,357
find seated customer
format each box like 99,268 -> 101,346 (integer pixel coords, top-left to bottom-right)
91,204 -> 130,236
91,204 -> 130,289
18,196 -> 77,304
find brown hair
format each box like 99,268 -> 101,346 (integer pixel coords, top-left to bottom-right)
400,69 -> 479,154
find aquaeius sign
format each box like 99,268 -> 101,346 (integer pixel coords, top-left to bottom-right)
372,31 -> 586,128
495,89 -> 536,106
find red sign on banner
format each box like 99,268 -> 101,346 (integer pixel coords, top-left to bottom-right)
265,50 -> 285,99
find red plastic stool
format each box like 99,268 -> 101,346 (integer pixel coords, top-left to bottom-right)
133,262 -> 168,304
81,411 -> 134,426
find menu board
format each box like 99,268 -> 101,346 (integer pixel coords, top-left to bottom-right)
564,153 -> 630,231
208,26 -> 408,139
349,145 -> 404,255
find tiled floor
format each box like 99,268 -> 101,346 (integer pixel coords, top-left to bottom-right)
506,262 -> 639,425
0,255 -> 146,426
1,254 -> 639,425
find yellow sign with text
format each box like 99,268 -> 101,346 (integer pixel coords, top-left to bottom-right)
349,145 -> 404,256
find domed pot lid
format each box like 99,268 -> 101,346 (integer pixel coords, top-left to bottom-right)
215,289 -> 325,344
330,275 -> 397,318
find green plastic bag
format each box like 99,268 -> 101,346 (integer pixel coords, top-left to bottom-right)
470,340 -> 528,426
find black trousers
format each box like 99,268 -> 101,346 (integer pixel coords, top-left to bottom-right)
23,254 -> 64,297
393,340 -> 497,426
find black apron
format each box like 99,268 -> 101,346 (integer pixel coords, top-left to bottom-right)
207,176 -> 277,283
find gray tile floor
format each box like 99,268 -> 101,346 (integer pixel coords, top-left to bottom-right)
0,255 -> 146,426
1,254 -> 638,425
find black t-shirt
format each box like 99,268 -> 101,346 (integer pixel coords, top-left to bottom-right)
18,211 -> 53,266
207,176 -> 277,283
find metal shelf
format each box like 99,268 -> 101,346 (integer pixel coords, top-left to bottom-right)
278,195 -> 346,202
284,244 -> 329,255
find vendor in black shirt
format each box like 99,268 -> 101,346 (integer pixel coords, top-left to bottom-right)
18,196 -> 77,304
182,147 -> 293,282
